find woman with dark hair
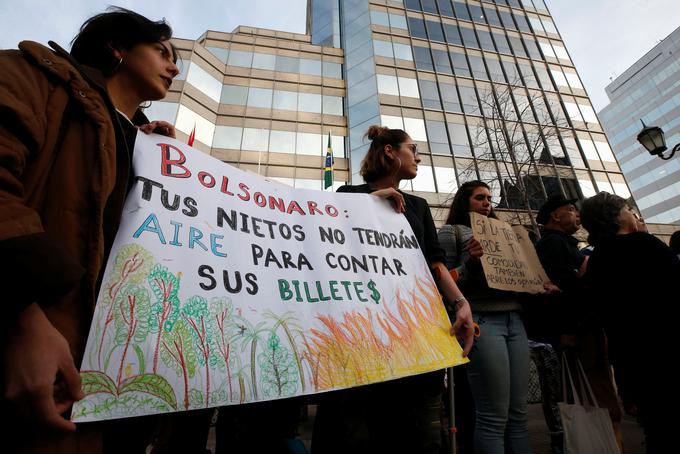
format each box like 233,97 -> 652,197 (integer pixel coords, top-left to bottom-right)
438,180 -> 532,454
312,125 -> 474,453
581,192 -> 678,452
0,7 -> 179,453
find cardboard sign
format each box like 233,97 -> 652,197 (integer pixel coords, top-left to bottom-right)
72,133 -> 467,422
470,212 -> 549,293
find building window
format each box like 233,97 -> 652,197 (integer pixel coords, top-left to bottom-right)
443,23 -> 463,46
451,50 -> 471,77
242,128 -> 269,152
377,74 -> 400,96
484,6 -> 502,27
448,121 -> 472,156
298,93 -> 322,114
252,53 -> 276,70
221,84 -> 248,105
438,0 -> 454,17
300,58 -> 322,76
426,20 -> 446,43
404,117 -> 428,141
273,90 -> 298,111
227,50 -> 252,68
459,86 -> 479,114
419,79 -> 442,109
296,132 -> 322,156
508,36 -> 527,58
414,46 -> 434,71
469,55 -> 489,80
478,30 -> 496,52
247,87 -> 273,109
453,1 -> 471,21
440,82 -> 462,112
323,95 -> 344,116
433,49 -> 453,74
276,56 -> 300,73
269,130 -> 296,154
393,43 -> 414,61
460,26 -> 479,48
398,76 -> 420,98
427,120 -> 451,154
186,64 -> 222,102
408,17 -> 428,40
213,126 -> 243,149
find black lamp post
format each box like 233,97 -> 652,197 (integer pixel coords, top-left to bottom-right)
636,120 -> 679,160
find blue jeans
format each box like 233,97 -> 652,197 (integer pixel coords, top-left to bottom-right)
467,311 -> 531,454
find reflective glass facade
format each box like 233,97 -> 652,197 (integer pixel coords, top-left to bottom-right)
153,2 -> 632,227
600,26 -> 680,225
306,0 -> 628,225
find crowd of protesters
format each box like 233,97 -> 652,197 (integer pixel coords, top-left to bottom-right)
2,7 -> 678,454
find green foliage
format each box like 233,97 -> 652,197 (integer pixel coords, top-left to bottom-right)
147,264 -> 181,332
101,245 -> 154,310
113,284 -> 151,345
182,295 -> 218,368
80,371 -> 117,397
133,345 -> 146,375
73,392 -> 173,420
188,388 -> 204,408
258,332 -> 298,398
160,318 -> 197,378
118,373 -> 178,410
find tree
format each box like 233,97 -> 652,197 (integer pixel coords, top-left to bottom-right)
461,78 -> 574,236
182,295 -> 218,407
113,284 -> 151,386
258,332 -> 298,398
161,318 -> 197,410
147,264 -> 181,373
96,245 -> 153,370
211,297 -> 237,402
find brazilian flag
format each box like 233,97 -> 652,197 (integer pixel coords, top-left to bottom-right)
324,133 -> 334,190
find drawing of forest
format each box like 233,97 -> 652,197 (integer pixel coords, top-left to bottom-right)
73,244 -> 461,421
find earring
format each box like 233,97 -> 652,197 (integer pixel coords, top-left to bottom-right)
113,57 -> 123,73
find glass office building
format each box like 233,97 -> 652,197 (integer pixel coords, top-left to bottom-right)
599,26 -> 680,228
156,1 -> 634,229
148,26 -> 349,190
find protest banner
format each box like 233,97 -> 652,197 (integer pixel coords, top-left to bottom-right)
72,133 -> 467,422
469,212 -> 549,293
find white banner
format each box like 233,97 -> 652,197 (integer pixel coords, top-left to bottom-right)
73,133 -> 466,422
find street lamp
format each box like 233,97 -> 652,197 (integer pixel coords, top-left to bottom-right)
636,120 -> 679,160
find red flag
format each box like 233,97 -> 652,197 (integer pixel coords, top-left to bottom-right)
187,124 -> 196,147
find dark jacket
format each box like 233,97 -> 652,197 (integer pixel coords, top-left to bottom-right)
0,41 -> 142,453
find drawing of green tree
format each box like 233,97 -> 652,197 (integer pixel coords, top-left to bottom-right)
235,315 -> 267,401
113,284 -> 151,386
147,264 -> 181,373
182,295 -> 218,407
96,245 -> 153,370
258,332 -> 298,398
161,318 -> 197,410
211,297 -> 237,402
264,311 -> 306,392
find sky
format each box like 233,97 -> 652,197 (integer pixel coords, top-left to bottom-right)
1,0 -> 679,112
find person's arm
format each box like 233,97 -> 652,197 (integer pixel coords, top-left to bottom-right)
0,50 -> 85,316
431,261 -> 474,356
0,50 -> 84,431
1,304 -> 83,431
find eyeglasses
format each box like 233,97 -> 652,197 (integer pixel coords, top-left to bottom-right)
400,143 -> 419,157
